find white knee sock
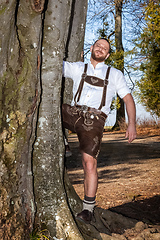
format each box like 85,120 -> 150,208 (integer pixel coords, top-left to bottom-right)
83,195 -> 96,212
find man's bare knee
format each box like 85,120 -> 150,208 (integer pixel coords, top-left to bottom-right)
82,152 -> 97,173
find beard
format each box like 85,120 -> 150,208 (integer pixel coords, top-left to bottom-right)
91,50 -> 107,62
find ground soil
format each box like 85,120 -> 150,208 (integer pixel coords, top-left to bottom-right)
66,129 -> 160,230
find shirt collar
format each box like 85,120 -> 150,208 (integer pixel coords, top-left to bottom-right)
88,61 -> 105,69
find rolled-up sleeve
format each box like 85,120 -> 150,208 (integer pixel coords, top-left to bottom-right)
63,61 -> 71,78
114,69 -> 131,99
63,61 -> 81,79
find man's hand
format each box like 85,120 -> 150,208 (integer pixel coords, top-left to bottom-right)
125,124 -> 137,143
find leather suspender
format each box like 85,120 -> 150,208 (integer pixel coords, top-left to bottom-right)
74,64 -> 111,110
98,66 -> 111,110
74,63 -> 87,104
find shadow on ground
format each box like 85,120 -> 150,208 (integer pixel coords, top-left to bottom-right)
66,132 -> 160,228
110,194 -> 160,225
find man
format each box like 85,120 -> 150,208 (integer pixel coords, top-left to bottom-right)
62,38 -> 136,224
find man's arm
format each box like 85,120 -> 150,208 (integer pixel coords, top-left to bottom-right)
123,93 -> 137,143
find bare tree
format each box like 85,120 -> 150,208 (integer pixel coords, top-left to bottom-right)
113,0 -> 125,129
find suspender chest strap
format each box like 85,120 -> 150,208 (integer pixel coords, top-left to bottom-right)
74,64 -> 111,110
74,63 -> 87,103
98,66 -> 111,110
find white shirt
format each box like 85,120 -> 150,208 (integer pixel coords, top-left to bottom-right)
63,61 -> 130,115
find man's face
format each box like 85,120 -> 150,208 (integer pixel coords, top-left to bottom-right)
90,39 -> 110,62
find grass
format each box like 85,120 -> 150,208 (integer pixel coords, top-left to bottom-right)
29,228 -> 50,240
136,118 -> 160,136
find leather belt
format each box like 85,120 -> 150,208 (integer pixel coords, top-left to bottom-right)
76,105 -> 107,119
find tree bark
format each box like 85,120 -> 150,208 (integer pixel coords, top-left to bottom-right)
0,1 -> 43,239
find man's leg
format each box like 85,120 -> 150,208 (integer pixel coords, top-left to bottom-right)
77,152 -> 98,223
82,152 -> 98,198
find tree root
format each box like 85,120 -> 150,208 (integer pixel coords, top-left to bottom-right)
76,207 -> 160,240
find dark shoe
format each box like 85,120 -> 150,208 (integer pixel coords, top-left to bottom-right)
65,145 -> 72,157
76,210 -> 92,224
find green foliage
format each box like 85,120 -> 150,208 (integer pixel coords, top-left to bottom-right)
30,228 -> 50,240
136,0 -> 160,117
105,50 -> 124,71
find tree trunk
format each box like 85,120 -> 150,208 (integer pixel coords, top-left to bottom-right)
0,1 -> 43,239
33,0 -> 87,239
113,0 -> 125,130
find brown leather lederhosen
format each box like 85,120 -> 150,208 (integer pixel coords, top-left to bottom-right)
62,64 -> 111,158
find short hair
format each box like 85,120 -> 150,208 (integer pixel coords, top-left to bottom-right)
93,38 -> 111,53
